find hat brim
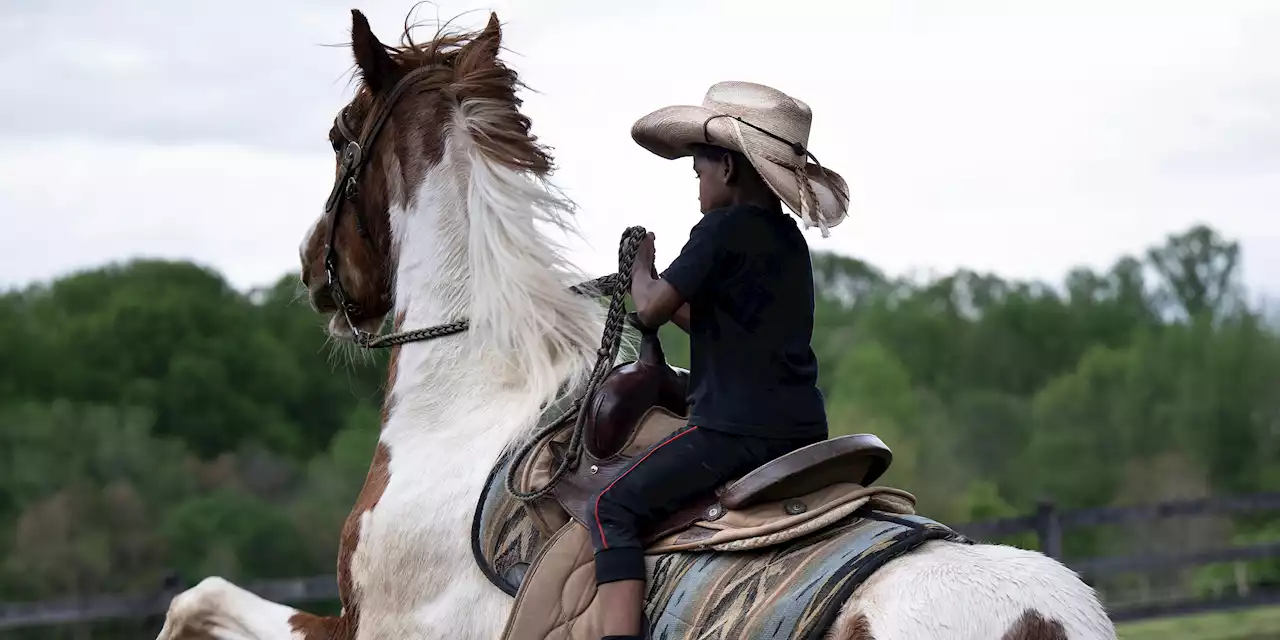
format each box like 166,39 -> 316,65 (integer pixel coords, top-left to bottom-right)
632,105 -> 848,230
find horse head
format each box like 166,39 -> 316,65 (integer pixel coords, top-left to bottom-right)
299,9 -> 548,341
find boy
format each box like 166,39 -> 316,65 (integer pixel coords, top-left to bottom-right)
589,81 -> 851,639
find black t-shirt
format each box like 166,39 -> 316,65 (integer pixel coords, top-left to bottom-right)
660,204 -> 828,439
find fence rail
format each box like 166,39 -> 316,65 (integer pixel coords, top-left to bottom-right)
3,492 -> 1279,631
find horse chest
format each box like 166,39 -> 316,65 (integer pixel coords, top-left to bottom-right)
340,471 -> 509,639
332,402 -> 527,633
349,477 -> 468,583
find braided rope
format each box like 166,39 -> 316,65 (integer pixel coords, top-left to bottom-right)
355,320 -> 471,348
352,254 -> 631,348
503,226 -> 647,501
340,226 -> 650,504
343,227 -> 650,501
340,226 -> 646,500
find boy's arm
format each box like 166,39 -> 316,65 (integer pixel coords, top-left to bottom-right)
631,267 -> 687,331
632,216 -> 720,332
670,304 -> 691,333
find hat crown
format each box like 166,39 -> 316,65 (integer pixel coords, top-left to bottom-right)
701,81 -> 812,150
629,80 -> 848,234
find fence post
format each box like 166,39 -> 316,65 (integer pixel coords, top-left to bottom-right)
1035,500 -> 1063,560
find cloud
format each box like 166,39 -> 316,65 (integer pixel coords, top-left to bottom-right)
0,137 -> 329,289
1,0 -> 1278,298
0,0 -> 368,150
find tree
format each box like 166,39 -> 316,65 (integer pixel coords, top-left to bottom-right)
1147,224 -> 1243,321
0,222 -> 1276,607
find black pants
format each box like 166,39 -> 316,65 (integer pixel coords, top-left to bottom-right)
589,425 -> 821,584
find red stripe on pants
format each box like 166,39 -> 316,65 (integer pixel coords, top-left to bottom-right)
592,426 -> 700,549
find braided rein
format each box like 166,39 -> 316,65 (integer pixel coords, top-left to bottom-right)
502,226 -> 646,502
346,234 -> 640,350
339,226 -> 649,501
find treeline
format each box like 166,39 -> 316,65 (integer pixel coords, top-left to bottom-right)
0,223 -> 1276,606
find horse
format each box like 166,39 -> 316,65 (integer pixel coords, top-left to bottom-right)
156,9 -> 1118,640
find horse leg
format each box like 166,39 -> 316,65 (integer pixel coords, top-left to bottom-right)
826,540 -> 1117,640
156,576 -> 336,640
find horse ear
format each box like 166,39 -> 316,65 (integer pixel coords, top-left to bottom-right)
350,9 -> 398,93
459,12 -> 502,65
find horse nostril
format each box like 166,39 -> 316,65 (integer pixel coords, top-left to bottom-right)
308,283 -> 338,313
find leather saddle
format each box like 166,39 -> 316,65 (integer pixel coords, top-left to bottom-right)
547,321 -> 893,543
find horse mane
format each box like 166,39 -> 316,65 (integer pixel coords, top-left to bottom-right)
453,113 -> 604,437
372,10 -> 610,444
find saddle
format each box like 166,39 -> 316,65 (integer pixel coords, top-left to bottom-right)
514,323 -> 898,548
499,326 -> 912,640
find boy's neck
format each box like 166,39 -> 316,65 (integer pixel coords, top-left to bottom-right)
730,193 -> 783,213
730,176 -> 784,212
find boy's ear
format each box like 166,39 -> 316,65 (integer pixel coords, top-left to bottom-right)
721,152 -> 738,185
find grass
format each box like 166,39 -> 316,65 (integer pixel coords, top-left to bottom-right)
1118,605 -> 1280,640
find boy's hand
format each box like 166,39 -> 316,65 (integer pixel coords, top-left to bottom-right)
633,232 -> 657,279
629,230 -> 687,332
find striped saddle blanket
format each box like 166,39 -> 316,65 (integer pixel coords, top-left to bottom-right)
472,452 -> 969,640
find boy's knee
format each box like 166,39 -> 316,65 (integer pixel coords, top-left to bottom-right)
592,487 -> 632,525
595,546 -> 646,584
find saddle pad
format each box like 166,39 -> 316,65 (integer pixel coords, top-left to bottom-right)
641,511 -> 966,640
473,450 -> 548,596
472,452 -> 915,596
494,510 -> 966,640
471,389 -> 586,594
477,454 -> 970,640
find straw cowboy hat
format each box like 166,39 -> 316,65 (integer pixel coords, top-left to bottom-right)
631,80 -> 849,236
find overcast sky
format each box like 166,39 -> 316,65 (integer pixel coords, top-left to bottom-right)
2,0 -> 1277,298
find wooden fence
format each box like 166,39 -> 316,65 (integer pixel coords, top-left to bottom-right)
3,492 -> 1279,632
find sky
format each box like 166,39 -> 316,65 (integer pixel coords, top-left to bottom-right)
1,0 -> 1278,297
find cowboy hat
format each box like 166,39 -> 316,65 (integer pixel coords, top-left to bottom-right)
631,81 -> 849,236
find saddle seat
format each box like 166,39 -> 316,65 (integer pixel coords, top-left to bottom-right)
516,325 -> 900,550
719,431 -> 892,509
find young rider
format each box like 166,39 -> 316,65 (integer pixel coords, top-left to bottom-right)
590,81 -> 851,639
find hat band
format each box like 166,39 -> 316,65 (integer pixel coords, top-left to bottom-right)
702,114 -> 807,158
701,113 -> 848,207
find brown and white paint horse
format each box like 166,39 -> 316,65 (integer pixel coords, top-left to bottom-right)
156,9 -> 1117,640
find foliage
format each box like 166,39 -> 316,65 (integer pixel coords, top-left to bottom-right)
0,223 -> 1276,614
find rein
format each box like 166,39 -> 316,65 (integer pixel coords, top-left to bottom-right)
340,238 -> 639,350
503,227 -> 646,502
340,226 -> 648,502
351,226 -> 645,502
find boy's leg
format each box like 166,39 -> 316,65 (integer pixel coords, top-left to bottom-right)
590,426 -> 815,638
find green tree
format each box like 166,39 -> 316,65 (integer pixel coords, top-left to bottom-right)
0,222 -> 1276,610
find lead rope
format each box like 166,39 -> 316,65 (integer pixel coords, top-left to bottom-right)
503,225 -> 647,502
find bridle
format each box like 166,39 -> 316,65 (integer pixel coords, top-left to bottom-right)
321,66 -> 454,348
318,58 -> 651,500
319,65 -> 634,350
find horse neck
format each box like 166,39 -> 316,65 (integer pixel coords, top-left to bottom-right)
382,113 -> 603,450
